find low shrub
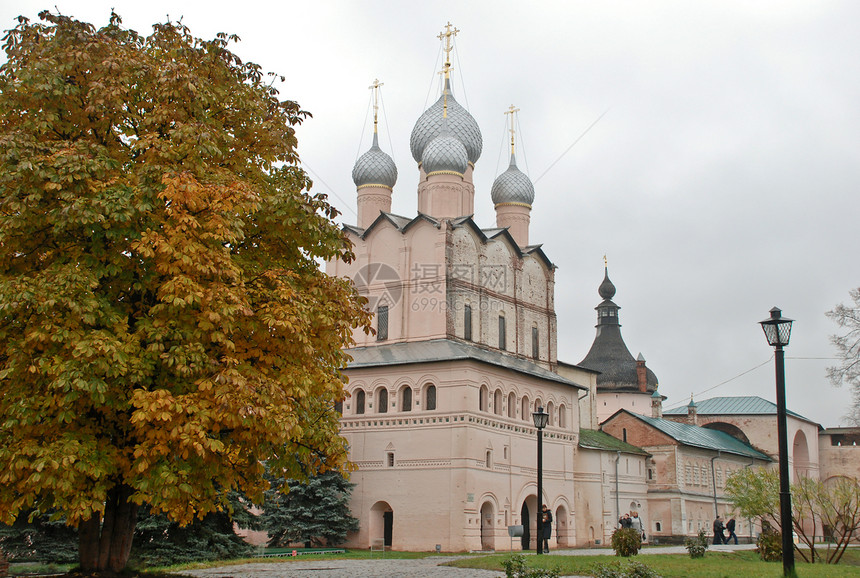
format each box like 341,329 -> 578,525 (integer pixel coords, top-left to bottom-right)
593,559 -> 662,578
756,526 -> 782,562
684,529 -> 709,558
610,527 -> 642,557
502,554 -> 560,578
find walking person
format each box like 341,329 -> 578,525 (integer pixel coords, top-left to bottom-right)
712,516 -> 725,545
726,518 -> 738,544
630,511 -> 645,542
540,504 -> 553,553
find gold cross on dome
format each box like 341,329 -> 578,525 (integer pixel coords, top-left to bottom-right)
368,79 -> 383,133
505,104 -> 520,155
438,22 -> 459,79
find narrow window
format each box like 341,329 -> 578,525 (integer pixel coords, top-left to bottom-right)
425,384 -> 436,411
532,326 -> 539,359
378,389 -> 388,413
356,389 -> 366,415
494,389 -> 503,415
655,522 -> 662,532
464,304 -> 472,341
387,452 -> 394,467
401,387 -> 412,412
486,450 -> 492,468
498,315 -> 506,351
334,400 -> 343,414
622,427 -> 627,443
377,305 -> 389,341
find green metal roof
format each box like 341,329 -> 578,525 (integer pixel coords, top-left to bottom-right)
663,396 -> 812,423
613,411 -> 771,461
345,339 -> 587,390
579,429 -> 650,455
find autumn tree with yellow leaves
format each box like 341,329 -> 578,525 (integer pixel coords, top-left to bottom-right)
0,11 -> 370,572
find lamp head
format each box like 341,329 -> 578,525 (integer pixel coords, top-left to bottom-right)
532,406 -> 549,429
759,307 -> 793,347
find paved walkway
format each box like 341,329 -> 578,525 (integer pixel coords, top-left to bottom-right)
179,543 -> 758,577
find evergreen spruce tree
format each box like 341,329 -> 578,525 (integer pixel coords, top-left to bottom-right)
0,512 -> 78,564
262,472 -> 359,548
130,492 -> 258,566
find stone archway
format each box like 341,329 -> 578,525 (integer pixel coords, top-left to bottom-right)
554,503 -> 569,548
702,421 -> 751,444
370,501 -> 393,549
793,430 -> 811,480
480,501 -> 495,551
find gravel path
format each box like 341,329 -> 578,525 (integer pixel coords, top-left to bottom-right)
178,543 -> 758,577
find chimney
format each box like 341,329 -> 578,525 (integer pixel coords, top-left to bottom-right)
687,396 -> 698,426
651,388 -> 663,419
636,353 -> 648,393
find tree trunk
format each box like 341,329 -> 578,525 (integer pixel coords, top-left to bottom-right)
79,484 -> 139,573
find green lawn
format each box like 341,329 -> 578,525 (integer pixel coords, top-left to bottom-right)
445,550 -> 860,577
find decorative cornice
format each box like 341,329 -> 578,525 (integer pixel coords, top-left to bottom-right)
495,201 -> 533,208
426,170 -> 465,178
357,183 -> 394,191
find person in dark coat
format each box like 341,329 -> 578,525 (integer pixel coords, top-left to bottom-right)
726,518 -> 738,544
619,512 -> 632,528
712,516 -> 725,545
541,504 -> 553,553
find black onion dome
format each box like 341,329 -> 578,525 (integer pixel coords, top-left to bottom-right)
410,81 -> 482,165
352,133 -> 398,189
598,268 -> 616,300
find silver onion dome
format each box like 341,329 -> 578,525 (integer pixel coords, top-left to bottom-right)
352,133 -> 398,189
410,84 -> 482,165
490,154 -> 535,206
421,127 -> 469,176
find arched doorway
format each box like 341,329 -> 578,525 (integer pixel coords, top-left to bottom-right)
520,502 -> 530,550
522,494 -> 540,550
370,501 -> 393,548
480,501 -> 495,551
554,504 -> 569,548
793,430 -> 810,480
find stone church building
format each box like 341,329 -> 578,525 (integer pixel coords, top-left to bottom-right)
321,25 -> 855,551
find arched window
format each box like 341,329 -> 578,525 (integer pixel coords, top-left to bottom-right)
558,404 -> 566,428
494,389 -> 503,415
401,386 -> 412,412
546,401 -> 555,426
521,396 -> 530,421
378,388 -> 388,414
507,392 -> 516,419
479,385 -> 489,412
425,384 -> 436,411
486,450 -> 492,468
355,389 -> 366,415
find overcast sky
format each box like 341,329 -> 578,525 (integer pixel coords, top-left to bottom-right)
4,1 -> 858,427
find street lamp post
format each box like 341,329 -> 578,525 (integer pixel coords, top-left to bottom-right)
532,406 -> 549,555
759,307 -> 795,578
